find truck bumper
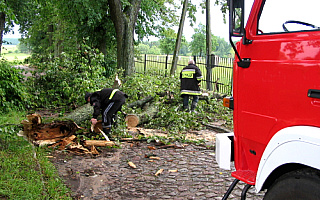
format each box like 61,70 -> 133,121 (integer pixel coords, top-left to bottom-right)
215,132 -> 234,170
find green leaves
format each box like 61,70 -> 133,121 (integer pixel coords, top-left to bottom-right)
25,43 -> 115,109
0,60 -> 31,113
120,73 -> 233,135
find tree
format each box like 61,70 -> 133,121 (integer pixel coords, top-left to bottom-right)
107,0 -> 142,76
214,36 -> 232,57
190,24 -> 218,57
189,24 -> 207,57
15,0 -> 178,77
170,0 -> 188,75
159,28 -> 176,56
137,43 -> 150,54
108,0 -> 178,76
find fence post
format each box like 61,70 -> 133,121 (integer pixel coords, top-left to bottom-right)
144,54 -> 147,74
165,55 -> 168,77
206,54 -> 213,91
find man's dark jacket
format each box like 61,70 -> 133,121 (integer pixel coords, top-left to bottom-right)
180,64 -> 203,96
89,88 -> 127,119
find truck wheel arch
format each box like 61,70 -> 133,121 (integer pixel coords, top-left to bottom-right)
255,126 -> 320,192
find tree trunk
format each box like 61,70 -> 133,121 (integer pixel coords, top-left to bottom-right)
64,103 -> 93,125
108,0 -> 142,77
206,0 -> 213,90
170,0 -> 188,75
0,12 -> 5,55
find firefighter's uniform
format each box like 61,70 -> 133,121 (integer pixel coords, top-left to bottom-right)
180,62 -> 202,111
86,88 -> 128,135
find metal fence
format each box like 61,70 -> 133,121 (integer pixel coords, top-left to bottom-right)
135,54 -> 233,95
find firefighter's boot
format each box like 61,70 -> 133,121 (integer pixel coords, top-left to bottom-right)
191,102 -> 197,113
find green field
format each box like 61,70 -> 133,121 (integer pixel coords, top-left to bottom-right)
1,45 -> 30,61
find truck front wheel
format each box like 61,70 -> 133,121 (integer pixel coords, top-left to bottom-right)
264,168 -> 320,200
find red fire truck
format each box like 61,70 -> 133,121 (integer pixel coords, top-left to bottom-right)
216,0 -> 320,199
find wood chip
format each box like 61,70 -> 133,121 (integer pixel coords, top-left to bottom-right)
169,169 -> 178,173
128,161 -> 137,168
147,146 -> 156,150
155,168 -> 164,176
149,156 -> 160,160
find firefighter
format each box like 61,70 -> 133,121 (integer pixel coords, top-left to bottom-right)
85,88 -> 128,137
180,60 -> 203,112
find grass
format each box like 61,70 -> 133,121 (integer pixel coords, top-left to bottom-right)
0,45 -> 30,62
0,111 -> 72,199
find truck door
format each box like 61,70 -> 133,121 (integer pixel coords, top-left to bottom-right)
234,0 -> 320,172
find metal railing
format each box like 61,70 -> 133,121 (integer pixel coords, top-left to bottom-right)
135,54 -> 233,95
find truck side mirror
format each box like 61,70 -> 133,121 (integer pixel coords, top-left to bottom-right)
228,0 -> 245,37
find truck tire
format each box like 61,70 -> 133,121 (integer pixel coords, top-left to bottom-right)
264,168 -> 320,200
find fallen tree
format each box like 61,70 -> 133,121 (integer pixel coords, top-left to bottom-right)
19,113 -> 116,155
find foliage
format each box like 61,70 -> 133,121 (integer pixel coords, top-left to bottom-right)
118,73 -> 233,135
214,36 -> 233,57
189,24 -> 218,57
0,0 -> 18,34
159,28 -> 177,55
0,59 -> 31,113
25,43 -> 115,109
0,114 -> 72,199
136,0 -> 179,41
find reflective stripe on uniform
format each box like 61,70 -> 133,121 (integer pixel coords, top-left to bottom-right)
109,89 -> 119,100
196,75 -> 203,81
181,90 -> 202,96
181,69 -> 195,79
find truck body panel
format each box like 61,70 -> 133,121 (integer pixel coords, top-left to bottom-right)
217,0 -> 320,195
232,0 -> 320,183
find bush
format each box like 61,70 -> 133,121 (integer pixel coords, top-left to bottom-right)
26,45 -> 116,109
0,60 -> 31,113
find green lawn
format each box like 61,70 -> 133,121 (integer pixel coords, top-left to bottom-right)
0,111 -> 72,199
1,45 -> 30,62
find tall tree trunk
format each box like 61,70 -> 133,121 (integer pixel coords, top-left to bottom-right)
170,0 -> 188,75
108,0 -> 142,77
206,0 -> 213,90
0,12 -> 5,55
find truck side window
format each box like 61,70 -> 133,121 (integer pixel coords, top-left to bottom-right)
258,0 -> 320,34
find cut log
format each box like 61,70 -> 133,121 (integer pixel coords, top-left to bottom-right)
83,140 -> 115,147
125,114 -> 140,127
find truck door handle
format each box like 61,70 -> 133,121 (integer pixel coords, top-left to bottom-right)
308,89 -> 320,99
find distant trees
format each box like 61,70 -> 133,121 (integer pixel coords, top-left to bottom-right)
159,28 -> 177,56
136,33 -> 232,58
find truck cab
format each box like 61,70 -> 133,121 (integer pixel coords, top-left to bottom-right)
216,0 -> 320,199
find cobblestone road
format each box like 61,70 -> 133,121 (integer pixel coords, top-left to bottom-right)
51,139 -> 265,200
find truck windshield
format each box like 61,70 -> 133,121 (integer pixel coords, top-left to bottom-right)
258,0 -> 320,34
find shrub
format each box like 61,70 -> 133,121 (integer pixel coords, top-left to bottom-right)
0,60 -> 31,113
26,45 -> 116,109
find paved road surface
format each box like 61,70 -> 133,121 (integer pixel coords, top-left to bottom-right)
50,140 -> 265,200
